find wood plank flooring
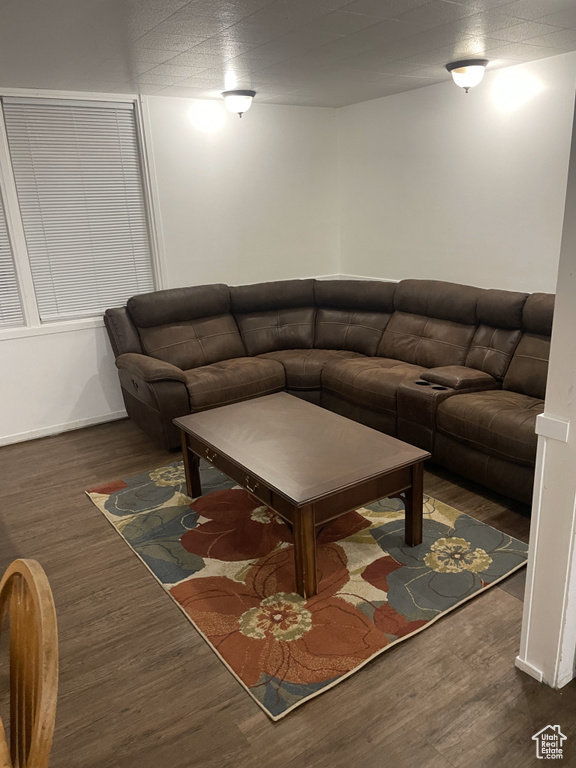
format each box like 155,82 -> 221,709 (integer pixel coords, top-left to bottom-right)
0,418 -> 574,768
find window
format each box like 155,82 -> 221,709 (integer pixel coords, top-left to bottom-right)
3,98 -> 154,323
0,189 -> 23,327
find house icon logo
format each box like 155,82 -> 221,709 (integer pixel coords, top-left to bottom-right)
532,725 -> 567,759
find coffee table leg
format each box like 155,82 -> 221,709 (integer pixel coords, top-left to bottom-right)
180,431 -> 202,498
404,462 -> 423,546
293,505 -> 317,599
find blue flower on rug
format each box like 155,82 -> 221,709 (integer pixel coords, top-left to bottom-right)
252,675 -> 340,718
370,516 -> 528,622
103,462 -> 187,517
120,505 -> 205,583
198,463 -> 236,495
103,460 -> 234,517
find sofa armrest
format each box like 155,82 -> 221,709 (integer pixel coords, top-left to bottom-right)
420,366 -> 498,390
104,307 -> 142,356
115,353 -> 187,383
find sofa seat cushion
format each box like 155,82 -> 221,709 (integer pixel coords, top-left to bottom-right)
436,390 -> 543,466
258,349 -> 363,390
183,358 -> 285,411
322,357 -> 425,415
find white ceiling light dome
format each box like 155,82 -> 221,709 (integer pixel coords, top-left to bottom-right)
222,90 -> 256,118
446,59 -> 489,93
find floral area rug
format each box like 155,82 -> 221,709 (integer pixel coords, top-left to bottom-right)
87,461 -> 528,721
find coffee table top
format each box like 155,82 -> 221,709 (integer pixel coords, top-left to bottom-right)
175,393 -> 429,505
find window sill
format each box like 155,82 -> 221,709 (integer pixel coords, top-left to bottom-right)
0,316 -> 105,341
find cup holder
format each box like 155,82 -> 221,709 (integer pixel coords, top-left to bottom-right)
432,385 -> 448,390
415,380 -> 430,386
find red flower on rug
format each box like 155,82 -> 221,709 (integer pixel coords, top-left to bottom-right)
171,542 -> 384,686
181,488 -> 371,562
316,511 -> 372,544
87,479 -> 127,495
361,554 -> 404,592
181,489 -> 292,561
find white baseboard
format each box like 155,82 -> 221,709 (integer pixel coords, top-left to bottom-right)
0,410 -> 127,448
310,274 -> 392,281
231,273 -> 345,285
313,273 -> 343,280
339,274 -> 400,282
515,655 -> 544,682
556,666 -> 576,689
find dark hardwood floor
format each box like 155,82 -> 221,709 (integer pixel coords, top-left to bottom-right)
0,418 -> 574,768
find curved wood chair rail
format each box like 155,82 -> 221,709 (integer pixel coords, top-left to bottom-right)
0,559 -> 58,768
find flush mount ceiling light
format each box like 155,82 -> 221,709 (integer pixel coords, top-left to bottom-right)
446,59 -> 489,93
222,90 -> 256,118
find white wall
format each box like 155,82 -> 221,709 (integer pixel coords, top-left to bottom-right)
3,53 -> 576,446
338,53 -> 576,294
517,96 -> 576,688
145,97 -> 339,287
0,323 -> 125,446
0,98 -> 339,445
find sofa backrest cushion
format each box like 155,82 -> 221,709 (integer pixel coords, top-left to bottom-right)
127,285 -> 245,370
503,293 -> 554,399
392,279 -> 480,324
127,284 -> 231,326
137,316 -> 246,370
377,279 -> 480,367
313,280 -> 395,356
231,279 -> 315,356
465,289 -> 527,381
523,292 -> 554,335
502,335 -> 550,399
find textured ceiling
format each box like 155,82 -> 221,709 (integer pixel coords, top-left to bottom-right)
1,0 -> 576,106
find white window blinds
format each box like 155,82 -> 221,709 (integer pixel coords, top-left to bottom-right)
0,190 -> 23,327
3,98 -> 154,322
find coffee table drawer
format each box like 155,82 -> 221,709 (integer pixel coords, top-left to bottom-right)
185,434 -> 272,507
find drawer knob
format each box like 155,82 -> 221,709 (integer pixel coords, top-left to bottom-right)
246,476 -> 259,494
205,449 -> 217,463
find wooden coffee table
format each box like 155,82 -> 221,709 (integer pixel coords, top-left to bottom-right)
174,393 -> 430,599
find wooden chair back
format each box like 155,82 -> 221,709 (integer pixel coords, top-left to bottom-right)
0,560 -> 58,768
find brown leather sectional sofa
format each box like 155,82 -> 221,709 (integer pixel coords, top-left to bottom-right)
104,278 -> 554,505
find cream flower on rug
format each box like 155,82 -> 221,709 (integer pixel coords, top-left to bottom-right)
250,506 -> 283,525
424,537 -> 493,574
168,552 -> 256,588
336,534 -> 390,606
150,465 -> 185,487
425,498 -> 462,528
359,495 -> 456,529
358,504 -> 405,527
239,594 -> 312,641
